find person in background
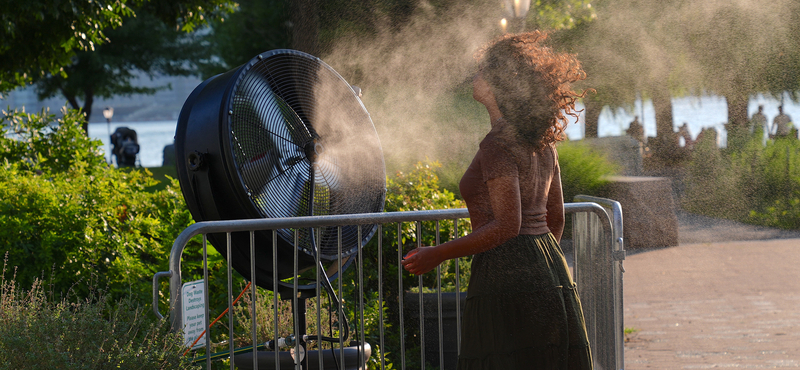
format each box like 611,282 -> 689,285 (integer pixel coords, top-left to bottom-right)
401,31 -> 593,369
110,127 -> 139,168
750,105 -> 768,135
677,122 -> 694,149
626,115 -> 645,144
772,105 -> 793,138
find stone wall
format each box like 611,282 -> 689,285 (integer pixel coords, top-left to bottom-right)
601,176 -> 679,250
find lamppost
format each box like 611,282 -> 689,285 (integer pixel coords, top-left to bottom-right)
103,106 -> 114,164
500,0 -> 531,33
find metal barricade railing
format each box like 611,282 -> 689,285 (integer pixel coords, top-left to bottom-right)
574,195 -> 625,370
153,201 -> 623,370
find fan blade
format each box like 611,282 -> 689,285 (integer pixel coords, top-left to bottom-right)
252,160 -> 310,218
233,73 -> 316,204
314,152 -> 343,191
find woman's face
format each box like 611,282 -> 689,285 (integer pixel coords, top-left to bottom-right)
472,70 -> 495,105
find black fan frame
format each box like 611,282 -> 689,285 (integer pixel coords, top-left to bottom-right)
174,49 -> 385,296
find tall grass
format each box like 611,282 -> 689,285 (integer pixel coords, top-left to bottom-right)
0,255 -> 197,370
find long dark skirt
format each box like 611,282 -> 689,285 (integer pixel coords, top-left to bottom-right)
456,233 -> 593,370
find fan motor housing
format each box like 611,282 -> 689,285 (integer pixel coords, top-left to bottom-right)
175,50 -> 386,291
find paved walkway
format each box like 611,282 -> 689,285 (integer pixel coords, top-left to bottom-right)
623,211 -> 800,369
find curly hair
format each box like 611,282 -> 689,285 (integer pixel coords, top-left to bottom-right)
476,31 -> 587,150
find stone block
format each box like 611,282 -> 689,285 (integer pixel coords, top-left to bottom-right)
601,176 -> 679,249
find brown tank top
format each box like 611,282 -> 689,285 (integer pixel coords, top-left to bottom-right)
459,119 -> 560,235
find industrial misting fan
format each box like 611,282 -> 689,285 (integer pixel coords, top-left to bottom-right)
175,49 -> 386,368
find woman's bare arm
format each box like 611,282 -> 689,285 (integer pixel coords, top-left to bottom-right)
401,176 -> 521,275
545,166 -> 564,243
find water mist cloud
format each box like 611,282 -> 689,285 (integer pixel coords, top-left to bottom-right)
577,0 -> 799,103
321,2 -> 503,173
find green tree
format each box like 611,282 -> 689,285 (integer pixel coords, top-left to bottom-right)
525,0 -> 596,31
201,0 -> 420,73
34,9 -> 214,130
204,0 -> 597,73
554,0 -> 684,142
554,0 -> 800,144
681,1 -> 800,130
0,0 -> 236,95
200,0 -> 293,76
0,0 -> 130,93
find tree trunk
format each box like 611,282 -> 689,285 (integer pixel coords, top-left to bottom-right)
649,87 -> 681,166
582,95 -> 601,139
651,88 -> 674,139
726,93 -> 749,130
82,89 -> 94,133
61,89 -> 90,134
63,89 -> 81,112
725,93 -> 749,150
291,0 -> 319,56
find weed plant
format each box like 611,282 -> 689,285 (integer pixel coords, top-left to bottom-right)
0,256 -> 197,369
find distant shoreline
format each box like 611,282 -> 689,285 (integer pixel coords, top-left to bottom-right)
80,93 -> 800,168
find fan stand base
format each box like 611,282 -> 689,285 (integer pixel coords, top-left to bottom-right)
232,345 -> 371,370
233,297 -> 371,370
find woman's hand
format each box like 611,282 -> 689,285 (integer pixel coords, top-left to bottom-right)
401,246 -> 443,275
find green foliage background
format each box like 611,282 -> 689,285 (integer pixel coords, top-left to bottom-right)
0,107 -> 615,368
683,131 -> 800,229
0,0 -> 237,94
0,108 -> 201,304
557,140 -> 618,203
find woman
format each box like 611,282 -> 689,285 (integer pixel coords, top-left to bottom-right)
401,31 -> 593,369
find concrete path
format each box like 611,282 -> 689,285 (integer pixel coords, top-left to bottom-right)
623,211 -> 800,369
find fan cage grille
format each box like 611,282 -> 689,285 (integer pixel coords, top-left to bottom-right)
227,51 -> 385,259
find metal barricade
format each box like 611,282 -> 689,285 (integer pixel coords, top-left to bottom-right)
574,195 -> 625,370
153,201 -> 623,370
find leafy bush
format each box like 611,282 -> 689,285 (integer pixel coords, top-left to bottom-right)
362,160 -> 472,369
0,108 -> 207,304
557,140 -> 618,203
0,258 -> 197,370
748,197 -> 800,229
683,131 -> 800,229
379,160 -> 472,291
739,136 -> 800,229
0,107 -> 105,171
682,131 -> 746,219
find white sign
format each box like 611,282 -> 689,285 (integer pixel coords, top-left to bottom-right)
181,280 -> 207,349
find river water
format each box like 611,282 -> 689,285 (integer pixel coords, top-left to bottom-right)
88,120 -> 178,168
87,93 -> 800,168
